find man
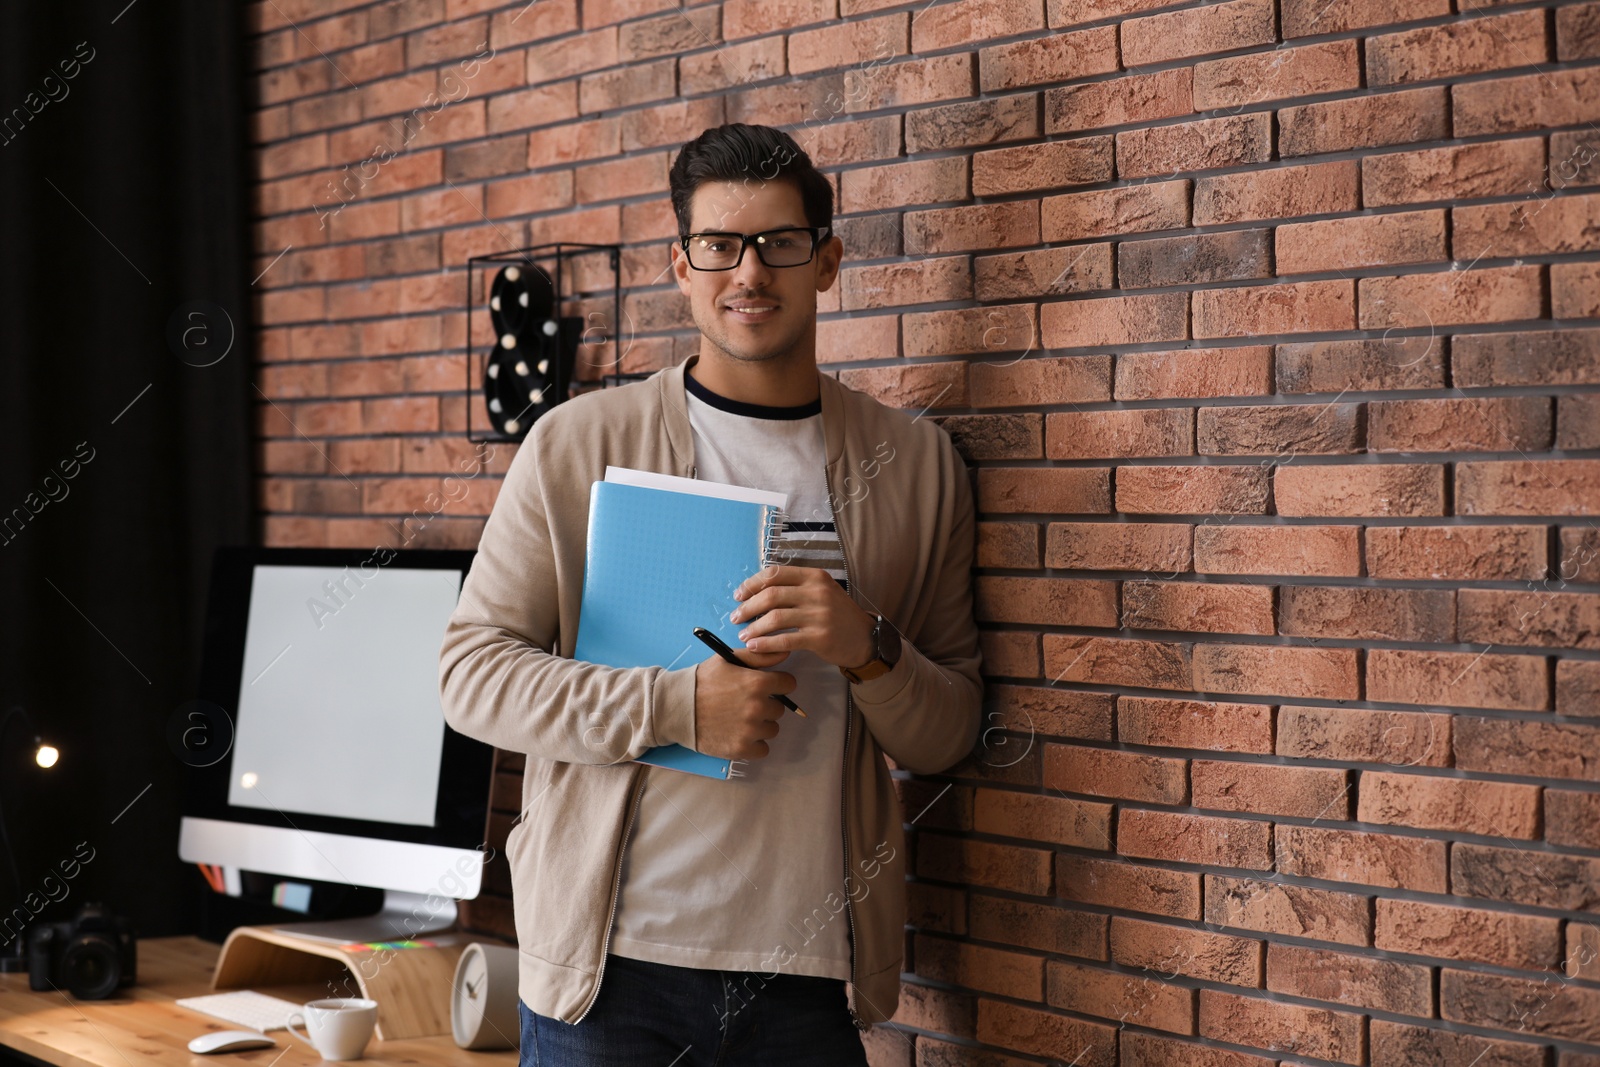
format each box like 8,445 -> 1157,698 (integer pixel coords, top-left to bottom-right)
438,122 -> 983,1067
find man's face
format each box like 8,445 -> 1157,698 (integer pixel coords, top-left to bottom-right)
670,178 -> 842,367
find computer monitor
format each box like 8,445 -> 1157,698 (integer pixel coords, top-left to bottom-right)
179,546 -> 493,943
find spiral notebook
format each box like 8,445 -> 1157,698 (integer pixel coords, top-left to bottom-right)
572,466 -> 788,780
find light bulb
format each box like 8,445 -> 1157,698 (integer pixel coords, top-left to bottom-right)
35,744 -> 58,769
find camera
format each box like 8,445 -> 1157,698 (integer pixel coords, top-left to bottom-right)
27,902 -> 137,999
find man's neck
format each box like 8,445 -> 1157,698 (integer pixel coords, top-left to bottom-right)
687,351 -> 821,408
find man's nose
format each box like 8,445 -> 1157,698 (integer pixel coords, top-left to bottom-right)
731,239 -> 776,289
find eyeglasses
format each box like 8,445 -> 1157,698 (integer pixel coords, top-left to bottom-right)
678,226 -> 830,271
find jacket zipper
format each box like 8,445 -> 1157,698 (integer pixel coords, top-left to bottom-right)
823,459 -> 868,1032
575,764 -> 645,1024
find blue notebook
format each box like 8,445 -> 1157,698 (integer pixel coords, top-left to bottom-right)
573,467 -> 788,780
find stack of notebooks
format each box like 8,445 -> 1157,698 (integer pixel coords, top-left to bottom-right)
572,466 -> 788,779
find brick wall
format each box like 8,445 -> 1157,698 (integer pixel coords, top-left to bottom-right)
246,0 -> 1600,1062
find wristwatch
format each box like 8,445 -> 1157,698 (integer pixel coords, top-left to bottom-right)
840,614 -> 902,684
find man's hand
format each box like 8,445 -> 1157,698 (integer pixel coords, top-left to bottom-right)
694,646 -> 796,761
730,564 -> 878,670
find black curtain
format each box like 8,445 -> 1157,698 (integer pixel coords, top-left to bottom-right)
0,2 -> 255,942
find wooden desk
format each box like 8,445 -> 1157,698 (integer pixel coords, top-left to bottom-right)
0,937 -> 520,1067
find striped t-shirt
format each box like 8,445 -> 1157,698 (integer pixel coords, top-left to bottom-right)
607,364 -> 853,980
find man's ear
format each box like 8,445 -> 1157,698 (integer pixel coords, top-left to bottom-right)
670,243 -> 690,295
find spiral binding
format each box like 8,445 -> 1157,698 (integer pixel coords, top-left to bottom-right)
759,506 -> 786,568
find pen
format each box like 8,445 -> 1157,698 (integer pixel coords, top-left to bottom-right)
692,626 -> 807,718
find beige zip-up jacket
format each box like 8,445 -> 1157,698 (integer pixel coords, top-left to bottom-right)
437,353 -> 983,1030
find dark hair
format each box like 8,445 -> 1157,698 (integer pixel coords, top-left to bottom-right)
668,123 -> 834,237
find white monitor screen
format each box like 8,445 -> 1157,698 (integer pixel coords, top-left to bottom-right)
228,563 -> 463,827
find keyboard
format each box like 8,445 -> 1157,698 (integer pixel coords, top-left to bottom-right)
175,989 -> 304,1033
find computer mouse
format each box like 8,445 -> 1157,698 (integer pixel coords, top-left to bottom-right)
187,1031 -> 277,1054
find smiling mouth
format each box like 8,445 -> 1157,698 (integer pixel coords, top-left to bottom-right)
725,305 -> 778,320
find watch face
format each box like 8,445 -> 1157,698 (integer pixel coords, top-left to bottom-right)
879,618 -> 902,666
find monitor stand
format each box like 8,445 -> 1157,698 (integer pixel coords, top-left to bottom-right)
270,890 -> 458,944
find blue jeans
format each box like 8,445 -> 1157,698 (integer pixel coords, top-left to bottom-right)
518,952 -> 870,1067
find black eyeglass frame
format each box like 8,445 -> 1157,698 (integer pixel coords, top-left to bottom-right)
677,226 -> 833,271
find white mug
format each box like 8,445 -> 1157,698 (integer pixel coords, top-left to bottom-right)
286,998 -> 378,1061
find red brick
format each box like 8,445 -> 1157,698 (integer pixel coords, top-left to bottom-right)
1367,10 -> 1549,86
908,0 -> 1046,54
974,576 -> 1117,628
1046,0 -> 1181,28
840,155 -> 968,213
1043,180 -> 1189,241
722,0 -> 835,39
1559,394 -> 1600,449
1266,942 -> 1432,1015
987,683 -> 1115,742
979,467 -> 1110,513
1115,465 -> 1270,515
1275,825 -> 1448,892
972,137 -> 1112,197
1455,716 -> 1600,783
1120,1032 -> 1275,1067
1548,789 -> 1600,850
1441,969 -> 1600,1043
981,24 -> 1118,93
1197,989 -> 1363,1064
969,355 -> 1112,407
1452,841 -> 1600,912
1109,916 -> 1262,987
1058,854 -> 1202,919
1121,0 -> 1274,67
905,200 -> 1037,254
1559,2 -> 1600,60
968,894 -> 1107,958
1120,809 -> 1273,870
1191,761 -> 1351,820
941,414 -> 1040,460
789,12 -> 907,75
973,788 -> 1112,849
1277,705 -> 1451,768
1044,68 -> 1191,135
1119,580 -> 1270,635
1457,459 -> 1600,517
678,36 -> 784,94
1453,329 -> 1600,385
1361,137 -> 1548,207
1282,0 -> 1450,37
1280,586 -> 1455,643
974,1000 -> 1116,1066
1456,190 -> 1600,259
1046,959 -> 1196,1034
1376,898 -> 1561,970
916,832 -> 1053,894
1043,743 -> 1187,804
1114,348 -> 1273,400
1367,647 -> 1549,711
1046,409 -> 1193,460
1459,588 -> 1600,652
914,934 -> 1043,1001
1045,635 -> 1191,690
1363,264 -> 1543,330
1196,401 -> 1363,456
1370,396 -> 1552,453
844,52 -> 975,111
836,361 -> 967,409
1194,524 -> 1361,577
1275,462 -> 1446,517
1453,68 -> 1600,136
904,94 -> 1038,154
980,630 -> 1040,679
1116,113 -> 1273,179
1118,698 -> 1272,754
1193,40 -> 1361,111
1369,1020 -> 1547,1067
1192,279 -> 1355,339
1559,657 -> 1600,718
1204,874 -> 1372,946
1359,770 -> 1542,838
1044,522 -> 1191,573
1192,643 -> 1361,701
1280,86 -> 1448,157
1194,160 -> 1358,225
976,242 -> 1116,300
1119,229 -> 1271,288
904,303 -> 1033,359
1041,292 -> 1188,349
1276,208 -> 1446,274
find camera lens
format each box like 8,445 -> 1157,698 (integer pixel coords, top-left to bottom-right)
61,937 -> 121,1000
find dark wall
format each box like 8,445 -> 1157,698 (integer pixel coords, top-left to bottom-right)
0,3 -> 255,942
